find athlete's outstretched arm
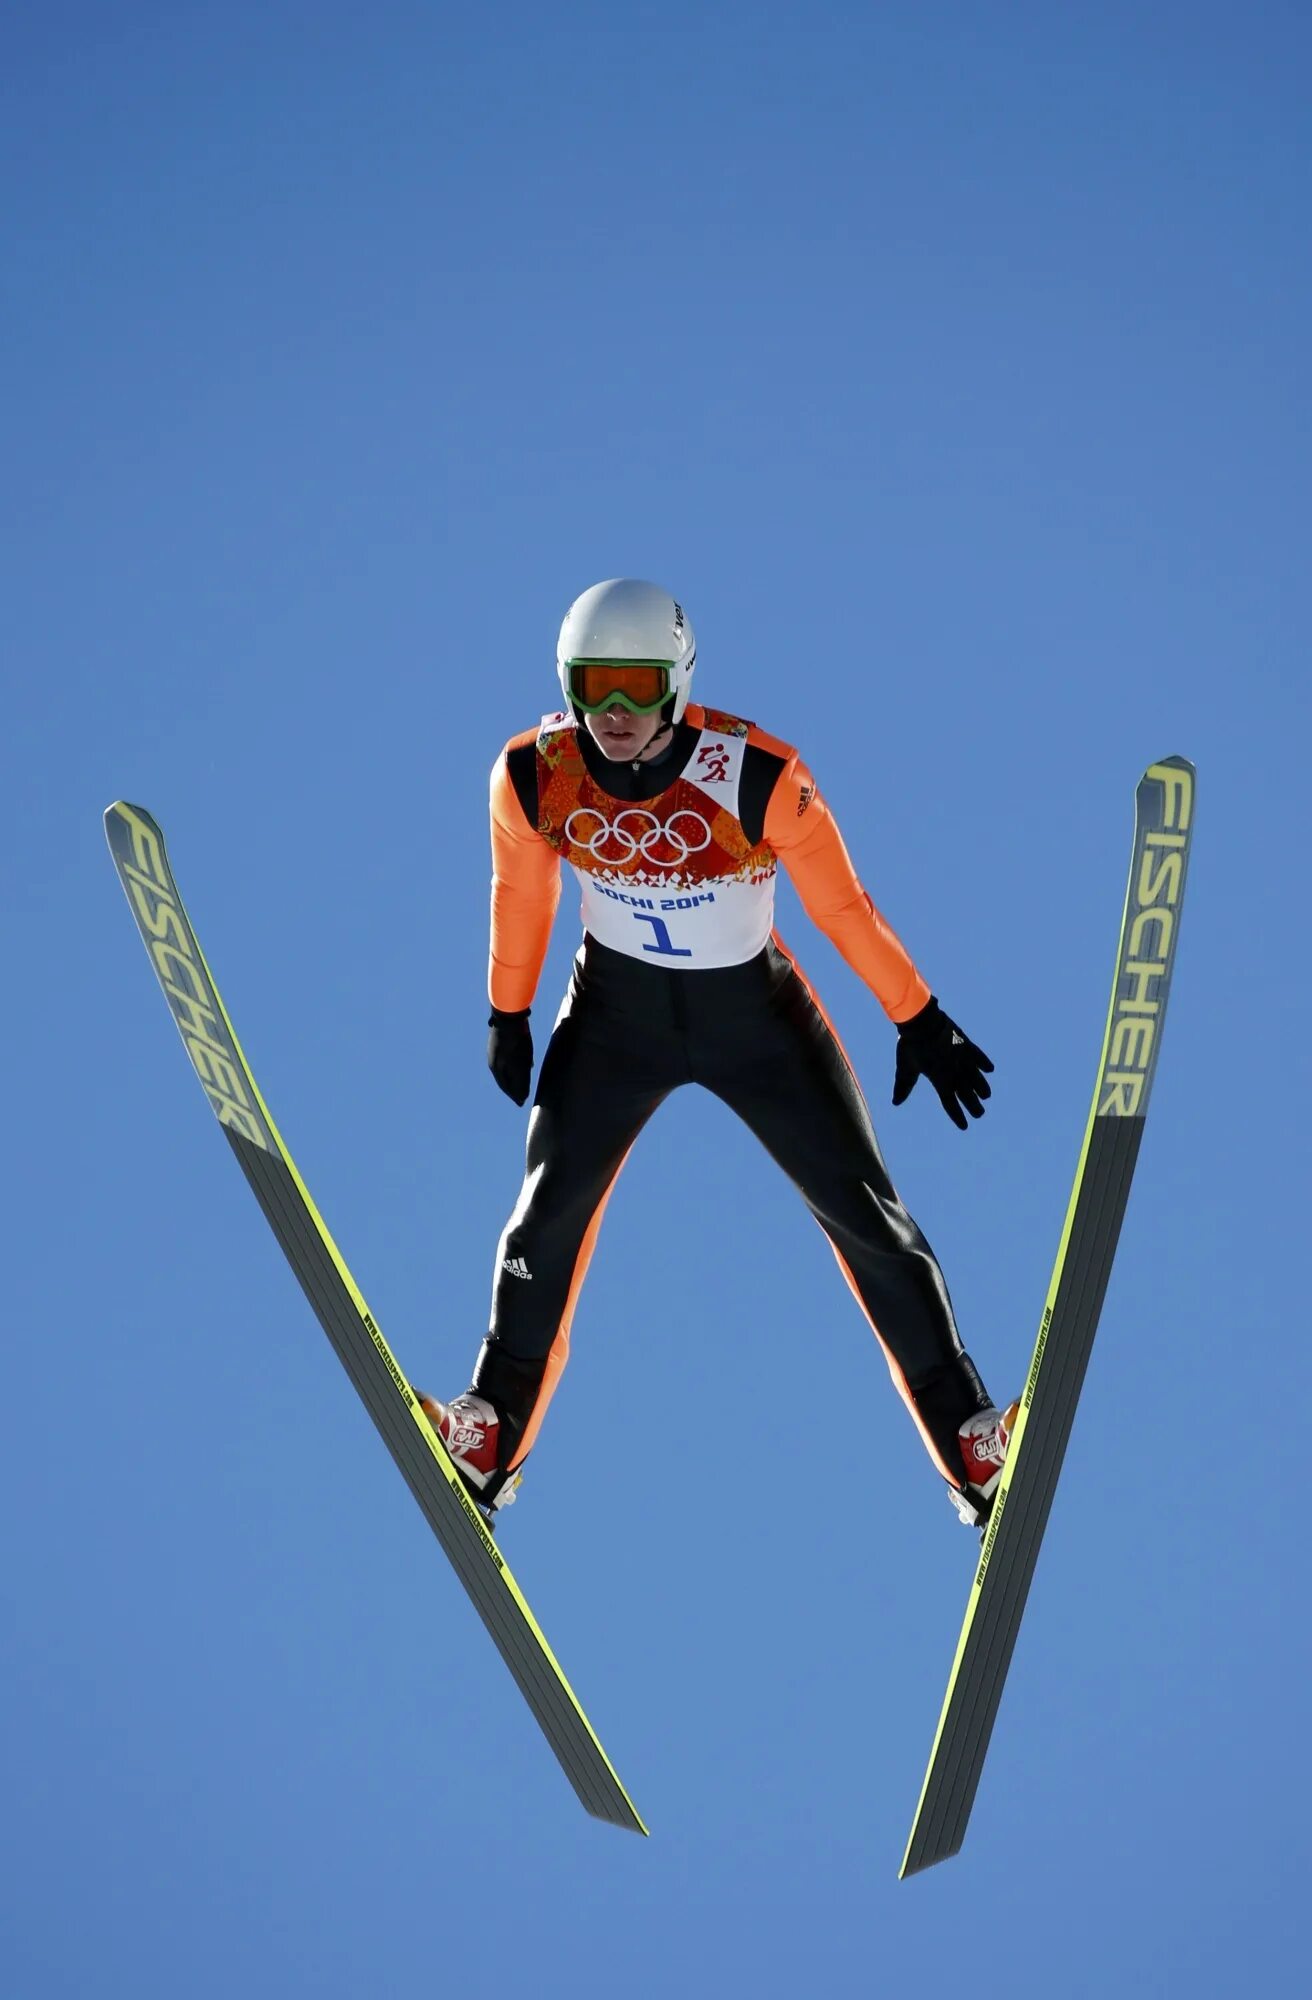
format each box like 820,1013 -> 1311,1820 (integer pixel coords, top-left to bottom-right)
763,749 -> 930,1022
763,749 -> 993,1125
488,742 -> 561,1013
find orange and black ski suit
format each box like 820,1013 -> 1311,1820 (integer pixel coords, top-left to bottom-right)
472,703 -> 993,1484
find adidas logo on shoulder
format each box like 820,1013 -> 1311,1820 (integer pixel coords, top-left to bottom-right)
502,1256 -> 533,1281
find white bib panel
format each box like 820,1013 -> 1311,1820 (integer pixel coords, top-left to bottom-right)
561,720 -> 779,969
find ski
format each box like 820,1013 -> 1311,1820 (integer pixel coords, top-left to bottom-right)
104,801 -> 646,1836
900,757 -> 1195,1877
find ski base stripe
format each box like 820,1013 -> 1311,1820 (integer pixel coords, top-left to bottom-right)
901,1115 -> 1143,1873
225,1128 -> 642,1828
900,756 -> 1194,1877
105,799 -> 645,1835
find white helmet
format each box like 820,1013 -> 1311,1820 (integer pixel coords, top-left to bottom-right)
556,579 -> 697,723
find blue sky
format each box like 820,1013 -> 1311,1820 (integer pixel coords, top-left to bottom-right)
4,3 -> 1309,1994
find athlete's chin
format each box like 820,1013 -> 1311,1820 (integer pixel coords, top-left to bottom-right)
594,732 -> 641,759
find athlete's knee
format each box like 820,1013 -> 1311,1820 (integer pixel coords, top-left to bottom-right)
509,1162 -> 617,1241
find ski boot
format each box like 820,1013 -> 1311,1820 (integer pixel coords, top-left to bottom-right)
949,1399 -> 1020,1530
416,1391 -> 522,1523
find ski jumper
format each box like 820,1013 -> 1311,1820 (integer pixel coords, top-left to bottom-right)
474,703 -> 993,1481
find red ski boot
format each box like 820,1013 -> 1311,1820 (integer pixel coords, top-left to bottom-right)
416,1392 -> 521,1514
950,1400 -> 1020,1527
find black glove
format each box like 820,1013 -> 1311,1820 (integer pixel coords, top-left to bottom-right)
487,1007 -> 533,1106
892,997 -> 993,1131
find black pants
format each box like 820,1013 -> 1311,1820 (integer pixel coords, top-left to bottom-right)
474,936 -> 991,1480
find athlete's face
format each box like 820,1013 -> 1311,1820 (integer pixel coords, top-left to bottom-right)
583,706 -> 668,762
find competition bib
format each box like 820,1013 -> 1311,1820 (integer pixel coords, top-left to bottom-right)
536,710 -> 778,969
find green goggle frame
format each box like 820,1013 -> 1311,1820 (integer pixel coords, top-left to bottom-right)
564,658 -> 674,715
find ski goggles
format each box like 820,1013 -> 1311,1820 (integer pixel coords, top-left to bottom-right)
564,658 -> 673,715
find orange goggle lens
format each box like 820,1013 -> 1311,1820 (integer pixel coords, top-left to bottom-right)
566,659 -> 672,714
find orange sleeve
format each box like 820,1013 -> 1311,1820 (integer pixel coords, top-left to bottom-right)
488,742 -> 561,1012
763,749 -> 931,1023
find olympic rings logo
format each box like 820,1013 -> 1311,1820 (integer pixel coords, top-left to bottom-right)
563,806 -> 714,866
